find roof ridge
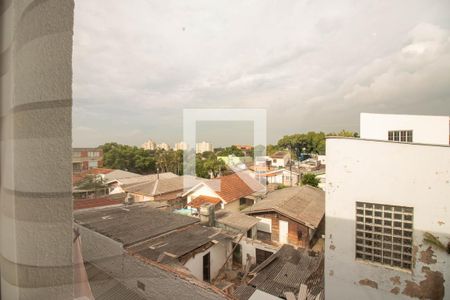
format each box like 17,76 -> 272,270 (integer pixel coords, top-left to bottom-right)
152,179 -> 159,195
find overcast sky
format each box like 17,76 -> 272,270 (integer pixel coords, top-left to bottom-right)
73,0 -> 450,147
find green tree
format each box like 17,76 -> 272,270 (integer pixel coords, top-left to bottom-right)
195,152 -> 226,179
76,174 -> 106,190
301,173 -> 320,188
100,143 -> 156,174
217,146 -> 244,157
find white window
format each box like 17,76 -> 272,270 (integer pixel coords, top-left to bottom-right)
88,151 -> 99,157
388,130 -> 413,142
356,202 -> 413,270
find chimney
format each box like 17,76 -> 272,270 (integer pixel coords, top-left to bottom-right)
199,203 -> 215,227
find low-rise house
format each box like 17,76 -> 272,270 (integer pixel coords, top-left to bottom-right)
124,175 -> 204,206
74,203 -> 233,297
269,151 -> 290,168
184,173 -> 265,212
83,245 -> 227,300
214,210 -> 279,269
107,171 -> 178,194
128,224 -> 232,282
243,186 -> 325,248
250,168 -> 300,186
234,244 -> 324,300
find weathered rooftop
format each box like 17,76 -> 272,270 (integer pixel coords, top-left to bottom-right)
125,175 -> 203,197
270,151 -> 289,159
128,224 -> 231,264
74,196 -> 124,210
86,262 -> 148,300
242,186 -> 324,229
234,244 -> 324,300
108,172 -> 178,186
216,210 -> 259,231
74,203 -> 198,247
104,169 -> 142,181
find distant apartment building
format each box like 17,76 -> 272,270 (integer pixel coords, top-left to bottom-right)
196,141 -> 213,154
72,147 -> 103,173
174,141 -> 188,151
141,139 -> 157,150
360,112 -> 450,145
156,142 -> 170,151
325,113 -> 450,299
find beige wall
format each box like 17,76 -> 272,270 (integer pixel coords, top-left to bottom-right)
1,0 -> 74,298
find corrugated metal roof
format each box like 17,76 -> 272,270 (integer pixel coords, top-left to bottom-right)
126,175 -> 203,197
128,224 -> 230,264
86,262 -> 148,300
241,244 -> 323,300
216,210 -> 259,231
74,203 -> 198,247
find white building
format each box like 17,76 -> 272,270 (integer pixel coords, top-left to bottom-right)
196,141 -> 213,154
269,151 -> 290,168
325,115 -> 450,299
360,112 -> 449,145
141,139 -> 157,150
174,141 -> 188,151
157,142 -> 170,151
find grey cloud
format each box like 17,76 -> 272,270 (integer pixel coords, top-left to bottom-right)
73,0 -> 450,147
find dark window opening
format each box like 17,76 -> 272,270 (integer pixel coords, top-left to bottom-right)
203,252 -> 211,282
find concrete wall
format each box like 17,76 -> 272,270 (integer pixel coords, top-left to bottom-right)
325,138 -> 450,300
1,0 -> 74,298
360,113 -> 449,145
239,237 -> 277,267
224,200 -> 240,212
184,242 -> 230,281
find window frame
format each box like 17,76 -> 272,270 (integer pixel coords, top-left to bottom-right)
355,202 -> 414,270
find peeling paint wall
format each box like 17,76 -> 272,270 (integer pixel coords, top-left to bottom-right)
325,138 -> 450,300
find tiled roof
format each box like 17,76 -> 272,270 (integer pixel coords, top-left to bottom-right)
205,172 -> 265,203
74,203 -> 198,247
189,195 -> 222,209
242,186 -> 324,229
235,244 -> 323,300
74,197 -> 123,210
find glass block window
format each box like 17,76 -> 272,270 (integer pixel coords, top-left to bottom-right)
388,130 -> 413,142
356,202 -> 413,269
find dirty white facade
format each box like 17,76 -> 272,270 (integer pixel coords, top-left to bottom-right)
360,113 -> 449,145
325,136 -> 450,299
